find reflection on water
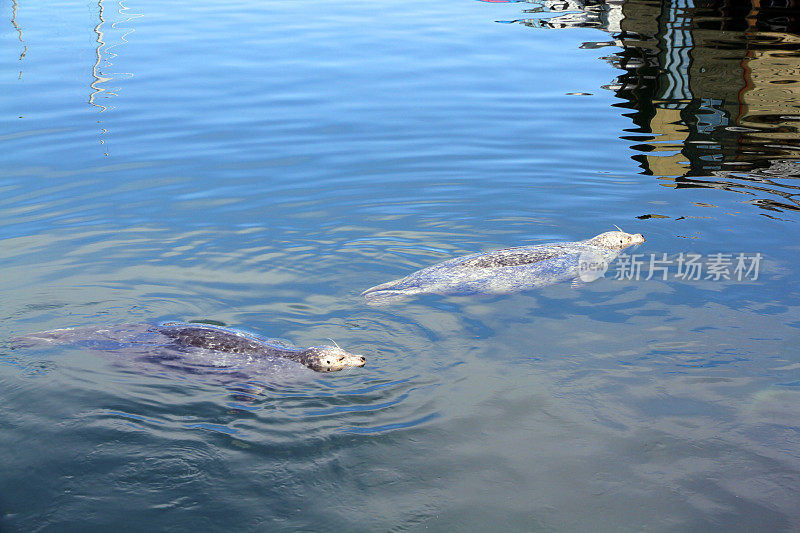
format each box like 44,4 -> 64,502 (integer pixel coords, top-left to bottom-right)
90,0 -> 114,114
490,0 -> 800,214
494,0 -> 626,31
90,0 -> 140,153
11,0 -> 26,72
3,0 -> 800,529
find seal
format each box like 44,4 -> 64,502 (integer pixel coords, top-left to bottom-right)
155,323 -> 366,372
12,322 -> 366,373
361,229 -> 645,304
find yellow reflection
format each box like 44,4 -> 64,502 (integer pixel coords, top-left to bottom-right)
738,32 -> 800,143
643,108 -> 690,178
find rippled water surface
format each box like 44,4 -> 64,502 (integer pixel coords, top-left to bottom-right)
2,0 -> 800,530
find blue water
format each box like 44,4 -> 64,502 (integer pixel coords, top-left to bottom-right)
2,0 -> 800,530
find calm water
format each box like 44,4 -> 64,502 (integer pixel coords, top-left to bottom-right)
2,0 -> 800,530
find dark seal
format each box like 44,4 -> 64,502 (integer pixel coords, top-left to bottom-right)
12,323 -> 366,373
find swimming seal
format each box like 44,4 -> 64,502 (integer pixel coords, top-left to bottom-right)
362,230 -> 645,304
155,323 -> 366,372
12,323 -> 366,373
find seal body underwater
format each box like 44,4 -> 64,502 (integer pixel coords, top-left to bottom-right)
361,230 -> 645,304
11,322 -> 366,374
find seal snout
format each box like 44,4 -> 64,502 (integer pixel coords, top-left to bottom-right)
347,353 -> 367,367
343,353 -> 366,369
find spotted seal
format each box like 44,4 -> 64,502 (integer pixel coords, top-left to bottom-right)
12,322 -> 366,373
362,230 -> 645,304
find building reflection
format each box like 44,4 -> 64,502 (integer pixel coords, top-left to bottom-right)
489,0 -> 800,213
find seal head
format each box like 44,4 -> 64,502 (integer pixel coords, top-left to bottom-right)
294,345 -> 367,372
585,230 -> 645,250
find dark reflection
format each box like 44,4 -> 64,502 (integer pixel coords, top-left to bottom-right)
11,0 -> 26,78
485,0 -> 800,214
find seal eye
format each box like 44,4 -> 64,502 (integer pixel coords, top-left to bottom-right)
326,360 -> 330,364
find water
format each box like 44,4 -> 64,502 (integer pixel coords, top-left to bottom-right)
1,0 -> 800,530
